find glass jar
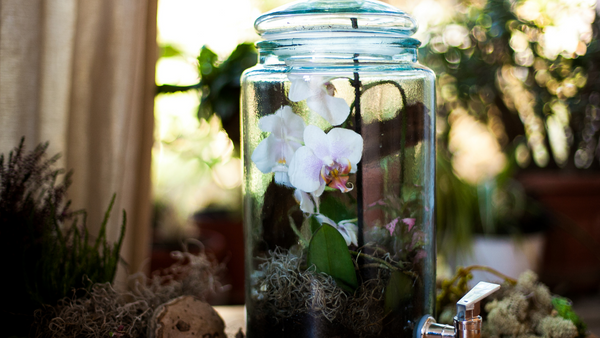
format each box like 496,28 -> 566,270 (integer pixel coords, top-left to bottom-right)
241,1 -> 436,337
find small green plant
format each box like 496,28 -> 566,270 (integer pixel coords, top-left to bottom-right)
31,193 -> 126,305
0,138 -> 126,335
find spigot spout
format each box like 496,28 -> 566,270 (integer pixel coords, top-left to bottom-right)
418,316 -> 455,338
416,282 -> 501,338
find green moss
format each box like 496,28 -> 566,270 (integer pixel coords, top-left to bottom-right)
538,317 -> 578,338
482,271 -> 581,338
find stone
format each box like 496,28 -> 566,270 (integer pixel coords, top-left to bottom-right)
148,295 -> 226,338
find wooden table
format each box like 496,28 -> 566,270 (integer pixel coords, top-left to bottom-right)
214,304 -> 600,338
214,305 -> 245,337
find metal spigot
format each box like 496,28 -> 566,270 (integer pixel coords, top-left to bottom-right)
416,282 -> 501,338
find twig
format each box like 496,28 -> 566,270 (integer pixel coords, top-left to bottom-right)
349,250 -> 409,271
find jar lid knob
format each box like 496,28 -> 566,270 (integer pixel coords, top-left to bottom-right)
255,0 -> 418,38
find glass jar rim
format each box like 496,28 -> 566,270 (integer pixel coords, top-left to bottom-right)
256,35 -> 420,64
257,34 -> 421,51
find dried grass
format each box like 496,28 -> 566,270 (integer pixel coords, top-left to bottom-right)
33,239 -> 226,338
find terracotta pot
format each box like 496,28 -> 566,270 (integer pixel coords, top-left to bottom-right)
519,172 -> 600,295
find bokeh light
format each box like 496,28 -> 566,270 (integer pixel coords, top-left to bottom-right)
153,0 -> 600,240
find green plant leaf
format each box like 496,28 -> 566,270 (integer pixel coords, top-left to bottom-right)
197,46 -> 219,79
307,224 -> 358,292
384,270 -> 413,313
552,297 -> 587,337
319,193 -> 357,222
309,215 -> 321,234
159,44 -> 184,58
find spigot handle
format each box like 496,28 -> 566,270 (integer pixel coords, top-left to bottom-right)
456,282 -> 500,320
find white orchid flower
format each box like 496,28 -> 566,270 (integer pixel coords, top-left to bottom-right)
288,125 -> 363,195
315,214 -> 358,247
251,106 -> 305,186
293,189 -> 320,214
288,74 -> 350,126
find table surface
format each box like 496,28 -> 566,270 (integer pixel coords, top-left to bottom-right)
215,303 -> 600,338
214,305 -> 245,337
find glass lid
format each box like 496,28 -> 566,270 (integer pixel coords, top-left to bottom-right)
255,0 -> 418,39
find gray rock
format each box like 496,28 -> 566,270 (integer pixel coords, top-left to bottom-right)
148,295 -> 226,338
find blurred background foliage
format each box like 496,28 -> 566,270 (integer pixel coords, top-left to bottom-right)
153,0 -> 599,249
418,0 -> 600,255
157,43 -> 257,149
423,0 -> 598,172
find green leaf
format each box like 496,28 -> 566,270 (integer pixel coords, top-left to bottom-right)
159,44 -> 184,58
309,215 -> 321,234
401,185 -> 419,202
319,193 -> 357,222
552,297 -> 587,337
384,270 -> 413,313
197,46 -> 219,78
197,43 -> 256,124
307,224 -> 358,292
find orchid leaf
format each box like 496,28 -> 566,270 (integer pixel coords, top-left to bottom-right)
319,193 -> 356,222
384,270 -> 413,313
307,224 -> 357,292
309,215 -> 321,234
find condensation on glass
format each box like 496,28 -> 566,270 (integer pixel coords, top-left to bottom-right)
241,1 -> 436,337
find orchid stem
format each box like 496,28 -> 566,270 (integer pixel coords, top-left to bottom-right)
356,80 -> 408,191
288,215 -> 309,248
351,18 -> 364,250
399,83 -> 407,186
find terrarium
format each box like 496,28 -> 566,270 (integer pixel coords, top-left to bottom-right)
241,0 -> 436,337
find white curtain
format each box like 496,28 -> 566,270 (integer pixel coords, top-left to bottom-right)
0,0 -> 157,280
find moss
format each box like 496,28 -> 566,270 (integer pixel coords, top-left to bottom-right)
486,298 -> 531,336
251,248 -> 396,337
538,316 -> 578,338
482,271 -> 579,338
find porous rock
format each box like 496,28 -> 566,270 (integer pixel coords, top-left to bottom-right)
148,295 -> 226,338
